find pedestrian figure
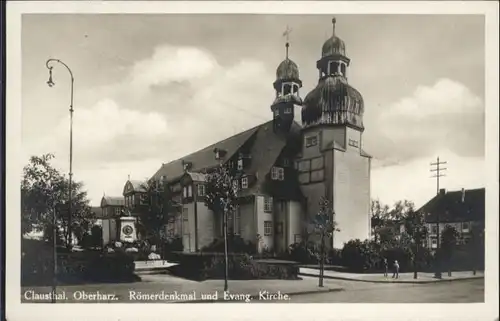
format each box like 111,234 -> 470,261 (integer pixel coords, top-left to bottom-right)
383,258 -> 388,277
392,260 -> 400,279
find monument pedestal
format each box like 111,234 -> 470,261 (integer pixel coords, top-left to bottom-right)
119,216 -> 137,243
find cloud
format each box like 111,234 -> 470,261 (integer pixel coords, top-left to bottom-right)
25,44 -> 278,205
365,78 -> 484,167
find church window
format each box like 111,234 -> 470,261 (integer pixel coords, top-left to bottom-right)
310,157 -> 324,170
341,63 -> 346,76
348,139 -> 359,148
264,221 -> 273,236
284,107 -> 292,114
298,160 -> 311,172
187,185 -> 193,198
298,172 -> 310,184
183,186 -> 188,198
264,197 -> 273,213
241,177 -> 249,189
310,169 -> 325,182
271,167 -> 285,181
305,135 -> 318,147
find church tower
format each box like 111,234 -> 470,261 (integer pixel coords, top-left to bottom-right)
297,18 -> 371,248
271,34 -> 303,133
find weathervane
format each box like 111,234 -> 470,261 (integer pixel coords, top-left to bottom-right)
282,25 -> 293,58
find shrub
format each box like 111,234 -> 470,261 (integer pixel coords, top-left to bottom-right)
85,252 -> 136,282
287,241 -> 320,264
341,239 -> 381,272
200,234 -> 256,254
169,252 -> 299,280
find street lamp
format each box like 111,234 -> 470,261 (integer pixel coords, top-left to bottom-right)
46,59 -> 75,248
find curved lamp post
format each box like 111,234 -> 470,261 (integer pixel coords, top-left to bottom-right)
46,59 -> 74,248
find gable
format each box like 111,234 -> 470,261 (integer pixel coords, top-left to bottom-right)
150,122 -> 266,183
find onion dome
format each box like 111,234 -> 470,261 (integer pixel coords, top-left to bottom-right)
276,57 -> 300,81
302,76 -> 364,130
321,18 -> 346,57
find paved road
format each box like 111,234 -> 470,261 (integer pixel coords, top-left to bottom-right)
261,278 -> 484,303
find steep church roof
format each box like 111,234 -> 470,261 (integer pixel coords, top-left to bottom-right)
151,120 -> 301,185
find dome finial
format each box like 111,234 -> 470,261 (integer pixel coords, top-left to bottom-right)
282,25 -> 292,59
332,17 -> 336,36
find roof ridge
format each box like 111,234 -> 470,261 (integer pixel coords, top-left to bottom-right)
152,120 -> 272,179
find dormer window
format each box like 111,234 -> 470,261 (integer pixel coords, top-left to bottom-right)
284,107 -> 292,114
283,158 -> 290,167
271,166 -> 285,181
241,177 -> 249,189
214,148 -> 227,160
237,159 -> 243,170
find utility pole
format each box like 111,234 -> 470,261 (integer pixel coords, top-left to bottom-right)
430,157 -> 447,279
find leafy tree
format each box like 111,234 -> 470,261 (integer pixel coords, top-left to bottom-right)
440,225 -> 460,276
136,179 -> 180,247
402,208 -> 428,279
370,199 -> 390,243
204,163 -> 238,291
310,197 -> 339,287
21,154 -> 94,247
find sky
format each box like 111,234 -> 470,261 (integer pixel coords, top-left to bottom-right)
21,14 -> 486,208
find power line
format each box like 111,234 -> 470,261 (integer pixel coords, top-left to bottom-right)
430,156 -> 447,279
430,156 -> 447,195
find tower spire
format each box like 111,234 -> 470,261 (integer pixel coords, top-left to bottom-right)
282,25 -> 292,59
332,17 -> 336,36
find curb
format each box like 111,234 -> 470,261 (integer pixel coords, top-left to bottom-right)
299,272 -> 484,284
175,287 -> 344,303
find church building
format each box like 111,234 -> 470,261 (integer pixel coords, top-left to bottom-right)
131,18 -> 371,252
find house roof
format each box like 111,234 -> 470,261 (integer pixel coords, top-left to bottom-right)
100,196 -> 125,207
418,188 -> 485,223
150,122 -> 262,182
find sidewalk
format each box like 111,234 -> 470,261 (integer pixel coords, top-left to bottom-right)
21,274 -> 342,303
299,267 -> 484,284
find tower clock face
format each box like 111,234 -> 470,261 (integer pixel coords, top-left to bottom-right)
122,225 -> 133,236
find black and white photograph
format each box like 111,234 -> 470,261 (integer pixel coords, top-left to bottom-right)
4,1 -> 499,321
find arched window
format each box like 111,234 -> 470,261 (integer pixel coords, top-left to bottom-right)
329,62 -> 339,75
341,63 -> 346,76
283,83 -> 292,95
